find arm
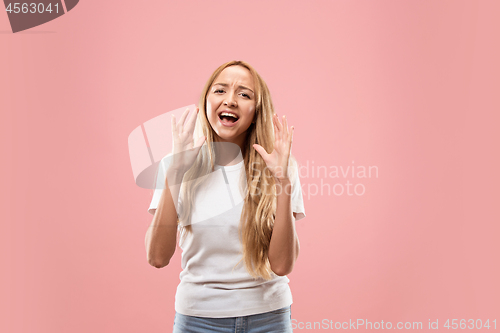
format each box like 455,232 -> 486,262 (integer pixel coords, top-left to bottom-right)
268,178 -> 300,276
145,167 -> 185,268
253,114 -> 299,276
145,106 -> 206,268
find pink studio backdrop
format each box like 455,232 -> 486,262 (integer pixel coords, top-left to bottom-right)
1,1 -> 499,332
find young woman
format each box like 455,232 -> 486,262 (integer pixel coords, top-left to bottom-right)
146,60 -> 306,332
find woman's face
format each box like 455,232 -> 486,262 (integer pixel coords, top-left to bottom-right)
206,65 -> 256,150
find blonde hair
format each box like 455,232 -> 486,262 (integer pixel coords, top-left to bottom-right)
177,60 -> 297,280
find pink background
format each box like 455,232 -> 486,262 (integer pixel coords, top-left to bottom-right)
1,1 -> 499,332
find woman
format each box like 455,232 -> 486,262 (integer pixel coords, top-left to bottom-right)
146,60 -> 306,332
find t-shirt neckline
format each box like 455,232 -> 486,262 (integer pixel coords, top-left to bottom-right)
214,159 -> 244,171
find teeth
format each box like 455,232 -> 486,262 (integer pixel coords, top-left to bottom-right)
220,112 -> 238,119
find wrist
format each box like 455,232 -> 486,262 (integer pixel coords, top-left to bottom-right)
274,176 -> 291,184
275,177 -> 292,197
166,167 -> 186,186
273,176 -> 291,184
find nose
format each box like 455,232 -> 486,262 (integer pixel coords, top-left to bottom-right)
223,93 -> 237,107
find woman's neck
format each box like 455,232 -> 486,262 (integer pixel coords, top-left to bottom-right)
213,139 -> 244,166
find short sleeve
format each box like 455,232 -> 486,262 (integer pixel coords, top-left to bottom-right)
147,154 -> 182,216
290,159 -> 306,221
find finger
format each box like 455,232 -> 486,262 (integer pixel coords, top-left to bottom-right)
252,144 -> 268,159
283,115 -> 289,136
274,113 -> 283,132
287,126 -> 294,156
277,114 -> 284,141
273,116 -> 278,142
273,118 -> 280,142
273,114 -> 282,142
171,114 -> 178,138
186,106 -> 199,133
195,135 -> 206,148
178,107 -> 190,132
194,136 -> 206,155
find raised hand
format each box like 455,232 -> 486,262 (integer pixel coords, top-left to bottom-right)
170,106 -> 206,174
253,114 -> 294,181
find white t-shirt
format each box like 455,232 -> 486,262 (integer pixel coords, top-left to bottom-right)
148,154 -> 306,318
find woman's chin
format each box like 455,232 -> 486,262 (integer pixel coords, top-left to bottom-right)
214,134 -> 234,143
212,132 -> 243,148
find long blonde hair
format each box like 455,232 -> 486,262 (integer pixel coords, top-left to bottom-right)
177,60 -> 297,280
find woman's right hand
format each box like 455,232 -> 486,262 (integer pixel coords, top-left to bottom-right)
169,106 -> 206,174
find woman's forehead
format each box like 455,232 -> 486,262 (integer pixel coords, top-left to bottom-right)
214,66 -> 255,89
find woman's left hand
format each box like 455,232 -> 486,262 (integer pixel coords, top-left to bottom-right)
253,114 -> 294,181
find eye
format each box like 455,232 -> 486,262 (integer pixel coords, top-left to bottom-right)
241,93 -> 250,99
214,89 -> 224,94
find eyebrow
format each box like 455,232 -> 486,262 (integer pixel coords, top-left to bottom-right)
213,82 -> 254,94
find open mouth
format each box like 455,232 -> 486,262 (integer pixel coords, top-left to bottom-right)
219,112 -> 239,125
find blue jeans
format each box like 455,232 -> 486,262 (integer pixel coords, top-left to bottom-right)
172,305 -> 293,333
